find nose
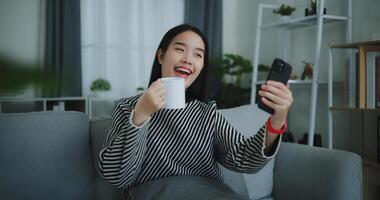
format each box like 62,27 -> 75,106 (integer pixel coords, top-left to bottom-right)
181,53 -> 192,66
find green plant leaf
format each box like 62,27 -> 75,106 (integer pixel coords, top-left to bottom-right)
0,55 -> 60,95
90,78 -> 111,91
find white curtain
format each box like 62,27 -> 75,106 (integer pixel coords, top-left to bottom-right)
81,0 -> 184,98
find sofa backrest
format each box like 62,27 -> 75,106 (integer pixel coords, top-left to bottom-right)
0,112 -> 95,200
90,117 -> 123,200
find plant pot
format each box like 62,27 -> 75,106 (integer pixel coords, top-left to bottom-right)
279,15 -> 291,22
93,90 -> 110,98
240,73 -> 252,89
258,71 -> 268,81
136,89 -> 144,95
222,74 -> 237,86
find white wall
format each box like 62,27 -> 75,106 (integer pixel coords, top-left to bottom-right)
223,0 -> 380,147
223,0 -> 280,65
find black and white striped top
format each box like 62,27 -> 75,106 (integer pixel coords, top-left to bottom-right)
98,94 -> 281,199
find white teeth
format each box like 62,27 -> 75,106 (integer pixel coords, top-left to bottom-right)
175,67 -> 191,75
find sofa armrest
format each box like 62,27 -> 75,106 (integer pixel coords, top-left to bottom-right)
273,142 -> 362,200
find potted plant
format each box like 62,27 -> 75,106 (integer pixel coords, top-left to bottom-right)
305,0 -> 326,16
208,54 -> 253,107
273,4 -> 296,21
0,55 -> 60,97
90,78 -> 111,97
258,64 -> 270,81
214,54 -> 253,88
136,86 -> 145,94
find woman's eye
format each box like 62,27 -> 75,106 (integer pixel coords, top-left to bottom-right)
195,53 -> 203,58
175,48 -> 184,52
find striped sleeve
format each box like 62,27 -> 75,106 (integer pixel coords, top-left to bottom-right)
98,101 -> 150,188
213,111 -> 281,174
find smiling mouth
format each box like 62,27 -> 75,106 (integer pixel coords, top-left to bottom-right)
174,66 -> 192,78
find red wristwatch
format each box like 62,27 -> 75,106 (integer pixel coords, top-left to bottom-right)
266,117 -> 286,134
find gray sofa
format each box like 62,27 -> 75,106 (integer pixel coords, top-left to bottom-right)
0,105 -> 362,200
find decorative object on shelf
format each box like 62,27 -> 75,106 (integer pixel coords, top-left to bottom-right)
273,4 -> 296,22
136,86 -> 145,94
376,56 -> 380,108
301,61 -> 313,80
377,116 -> 380,163
282,131 -> 295,143
305,0 -> 326,16
298,132 -> 322,147
90,78 -> 111,98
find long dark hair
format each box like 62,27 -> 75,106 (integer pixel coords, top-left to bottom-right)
148,24 -> 209,103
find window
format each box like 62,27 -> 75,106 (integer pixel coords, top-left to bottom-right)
81,0 -> 184,98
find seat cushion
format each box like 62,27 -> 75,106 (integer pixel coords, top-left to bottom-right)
0,111 -> 94,200
130,175 -> 251,200
218,104 -> 273,200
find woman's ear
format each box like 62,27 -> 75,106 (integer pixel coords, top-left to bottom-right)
157,49 -> 164,65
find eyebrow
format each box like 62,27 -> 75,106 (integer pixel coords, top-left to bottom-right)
174,42 -> 205,54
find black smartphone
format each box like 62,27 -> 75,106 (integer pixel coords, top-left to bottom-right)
257,58 -> 292,114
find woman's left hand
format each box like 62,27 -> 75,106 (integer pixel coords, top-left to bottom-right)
258,80 -> 293,129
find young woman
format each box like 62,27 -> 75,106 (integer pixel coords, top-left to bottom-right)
99,24 -> 293,200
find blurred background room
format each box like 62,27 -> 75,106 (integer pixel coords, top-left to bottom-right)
0,0 -> 380,199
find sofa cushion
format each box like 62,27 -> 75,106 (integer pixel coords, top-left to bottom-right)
90,117 -> 123,200
0,112 -> 94,200
218,104 -> 273,200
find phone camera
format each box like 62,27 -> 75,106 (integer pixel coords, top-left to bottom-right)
278,62 -> 285,72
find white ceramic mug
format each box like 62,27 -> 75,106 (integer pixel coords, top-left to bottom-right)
160,77 -> 186,109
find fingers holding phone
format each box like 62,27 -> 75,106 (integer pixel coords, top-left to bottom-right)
260,81 -> 291,103
259,80 -> 293,125
257,58 -> 293,128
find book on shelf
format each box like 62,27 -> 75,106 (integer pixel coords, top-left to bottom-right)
356,53 -> 360,108
366,52 -> 380,108
345,53 -> 358,108
376,56 -> 380,108
377,117 -> 380,163
52,101 -> 65,111
58,101 -> 65,111
346,52 -> 380,109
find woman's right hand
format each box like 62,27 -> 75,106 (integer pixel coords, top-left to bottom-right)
133,79 -> 165,126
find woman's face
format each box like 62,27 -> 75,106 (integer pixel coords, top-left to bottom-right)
157,30 -> 205,89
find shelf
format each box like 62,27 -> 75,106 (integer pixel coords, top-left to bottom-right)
261,15 -> 348,29
331,40 -> 380,49
253,1 -> 352,149
0,97 -> 86,101
0,97 -> 87,114
363,160 -> 380,169
254,80 -> 328,85
329,107 -> 380,112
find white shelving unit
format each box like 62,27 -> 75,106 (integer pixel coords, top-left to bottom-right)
251,0 -> 352,148
0,96 -> 120,119
0,97 -> 88,114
